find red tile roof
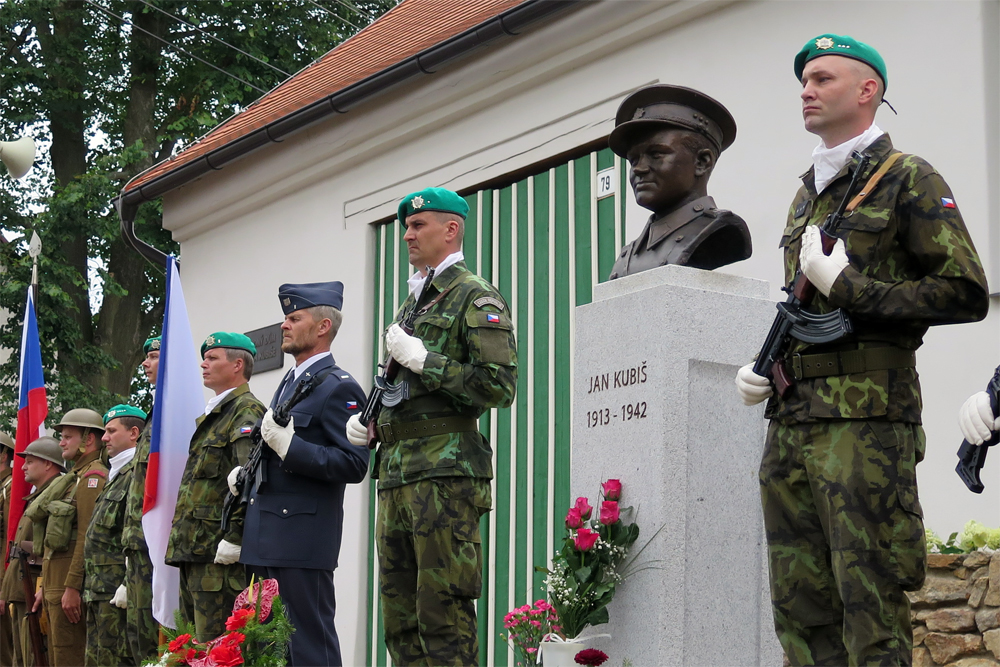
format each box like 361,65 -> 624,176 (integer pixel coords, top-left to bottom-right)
126,0 -> 525,193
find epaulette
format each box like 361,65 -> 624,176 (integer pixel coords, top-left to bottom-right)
84,468 -> 107,478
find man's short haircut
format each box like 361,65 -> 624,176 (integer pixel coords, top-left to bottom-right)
306,305 -> 342,341
224,348 -> 255,380
428,210 -> 465,246
677,129 -> 719,170
115,416 -> 146,433
849,59 -> 884,105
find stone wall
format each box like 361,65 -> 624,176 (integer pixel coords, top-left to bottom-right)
909,550 -> 1000,666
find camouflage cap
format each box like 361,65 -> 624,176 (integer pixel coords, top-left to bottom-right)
103,404 -> 148,425
143,336 -> 161,354
201,331 -> 257,358
795,34 -> 887,90
17,436 -> 65,467
0,431 -> 13,451
398,187 -> 469,227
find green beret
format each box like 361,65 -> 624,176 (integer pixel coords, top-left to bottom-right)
143,336 -> 161,354
397,187 -> 469,227
795,34 -> 887,90
103,404 -> 148,425
201,331 -> 257,358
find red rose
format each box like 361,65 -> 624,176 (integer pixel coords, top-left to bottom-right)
575,648 -> 609,665
599,501 -> 619,525
573,528 -> 600,551
169,634 -> 193,653
601,479 -> 622,501
208,643 -> 244,667
565,507 -> 584,529
572,497 -> 593,520
225,609 -> 254,631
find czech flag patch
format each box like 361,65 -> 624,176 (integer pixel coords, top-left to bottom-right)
486,313 -> 500,323
941,197 -> 956,209
240,426 -> 253,435
346,401 -> 359,410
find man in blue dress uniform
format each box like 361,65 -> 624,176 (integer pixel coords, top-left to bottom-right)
234,281 -> 369,667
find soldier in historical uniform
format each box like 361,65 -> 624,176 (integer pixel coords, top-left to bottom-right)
607,84 -> 751,280
120,336 -> 160,664
166,332 -> 264,642
346,187 -> 517,666
235,282 -> 368,666
735,34 -> 990,665
0,431 -> 16,665
83,405 -> 146,667
34,409 -> 108,667
1,437 -> 65,667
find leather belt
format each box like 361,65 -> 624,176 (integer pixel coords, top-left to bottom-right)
376,417 -> 479,444
791,347 -> 915,380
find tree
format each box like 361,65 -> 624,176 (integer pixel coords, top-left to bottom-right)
0,0 -> 391,421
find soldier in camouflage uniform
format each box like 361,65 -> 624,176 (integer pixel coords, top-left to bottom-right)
0,431 -> 16,665
120,336 -> 160,664
736,35 -> 990,665
166,332 -> 264,642
347,187 -> 517,666
83,405 -> 146,666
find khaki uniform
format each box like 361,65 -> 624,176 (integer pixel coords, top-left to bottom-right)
165,383 -> 263,641
0,468 -> 14,665
121,421 -> 157,664
375,261 -> 517,666
40,450 -> 106,667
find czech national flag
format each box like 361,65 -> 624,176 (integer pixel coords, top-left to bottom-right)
143,257 -> 203,627
7,288 -> 48,558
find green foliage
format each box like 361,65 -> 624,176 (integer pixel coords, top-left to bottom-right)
927,522 -> 1000,554
0,0 -> 393,423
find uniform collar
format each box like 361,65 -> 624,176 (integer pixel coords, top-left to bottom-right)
801,134 -> 896,194
644,196 -> 716,250
293,351 -> 332,381
204,383 -> 251,416
25,473 -> 58,501
71,448 -> 103,473
408,251 -> 464,299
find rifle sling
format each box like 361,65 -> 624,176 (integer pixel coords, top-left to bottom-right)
791,346 -> 915,380
845,152 -> 904,213
376,417 -> 479,444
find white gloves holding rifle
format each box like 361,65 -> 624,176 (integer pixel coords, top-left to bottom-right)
959,391 -> 1000,445
386,324 -> 428,374
215,539 -> 241,565
227,466 -> 241,496
736,364 -> 772,406
799,226 -> 849,298
261,409 -> 294,460
346,415 -> 367,447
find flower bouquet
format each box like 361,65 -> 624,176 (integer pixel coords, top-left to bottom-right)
148,578 -> 294,667
501,599 -> 560,665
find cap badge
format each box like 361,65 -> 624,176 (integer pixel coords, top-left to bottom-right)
412,195 -> 425,209
633,107 -> 646,120
283,297 -> 291,306
150,339 -> 160,350
205,335 -> 216,346
815,37 -> 835,50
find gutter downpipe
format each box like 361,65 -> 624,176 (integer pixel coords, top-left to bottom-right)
115,0 -> 581,269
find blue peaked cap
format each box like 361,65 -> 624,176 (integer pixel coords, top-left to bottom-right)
278,281 -> 344,315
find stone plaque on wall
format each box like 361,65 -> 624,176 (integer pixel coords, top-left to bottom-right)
245,323 -> 283,375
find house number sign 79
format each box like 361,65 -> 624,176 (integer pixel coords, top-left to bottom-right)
596,167 -> 615,199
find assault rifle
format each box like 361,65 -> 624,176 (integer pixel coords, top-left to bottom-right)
12,542 -> 47,667
752,153 -> 870,398
221,367 -> 331,532
360,266 -> 436,450
956,364 -> 1000,494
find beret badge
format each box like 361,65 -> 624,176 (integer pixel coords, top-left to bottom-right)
411,195 -> 425,209
815,36 -> 835,50
150,339 -> 160,350
205,335 -> 216,346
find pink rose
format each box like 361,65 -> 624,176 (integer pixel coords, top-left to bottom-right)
599,501 -> 620,525
574,528 -> 600,551
601,479 -> 622,501
573,497 -> 593,520
565,507 -> 584,529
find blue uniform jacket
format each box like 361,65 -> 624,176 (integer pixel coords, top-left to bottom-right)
240,355 -> 369,570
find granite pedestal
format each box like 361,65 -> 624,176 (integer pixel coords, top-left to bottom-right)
571,264 -> 784,666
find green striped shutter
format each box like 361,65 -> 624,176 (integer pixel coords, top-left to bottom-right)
367,146 -> 629,666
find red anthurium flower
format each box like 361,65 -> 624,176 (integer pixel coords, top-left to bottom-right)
601,479 -> 622,501
574,528 -> 600,551
565,507 -> 584,529
225,609 -> 255,631
599,501 -> 620,525
573,497 -> 593,520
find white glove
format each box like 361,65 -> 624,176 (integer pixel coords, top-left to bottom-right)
799,225 -> 849,297
111,583 -> 127,609
214,539 -> 242,565
959,391 -> 999,445
261,409 -> 294,460
385,323 -> 428,374
736,363 -> 773,406
227,466 -> 242,496
346,414 -> 368,447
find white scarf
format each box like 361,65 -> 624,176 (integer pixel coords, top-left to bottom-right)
108,448 -> 136,481
812,123 -> 883,194
407,251 -> 464,300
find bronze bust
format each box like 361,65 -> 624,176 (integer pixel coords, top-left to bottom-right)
608,85 -> 752,280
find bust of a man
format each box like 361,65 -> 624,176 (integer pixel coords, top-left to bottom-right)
608,85 -> 752,280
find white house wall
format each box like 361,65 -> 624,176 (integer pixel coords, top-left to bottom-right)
162,1 -> 999,663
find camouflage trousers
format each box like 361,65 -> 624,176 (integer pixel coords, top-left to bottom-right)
760,419 -> 927,666
125,547 -> 159,665
85,601 -> 133,666
377,477 -> 491,666
178,561 -> 246,643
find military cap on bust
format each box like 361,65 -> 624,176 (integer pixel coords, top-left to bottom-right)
201,331 -> 257,359
17,436 -> 65,467
397,187 -> 469,227
143,336 -> 161,354
609,84 -> 737,157
0,431 -> 13,451
103,404 -> 148,425
55,408 -> 106,433
795,34 -> 888,90
278,281 -> 344,316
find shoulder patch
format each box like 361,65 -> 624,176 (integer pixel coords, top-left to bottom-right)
474,296 -> 505,311
87,477 -> 100,488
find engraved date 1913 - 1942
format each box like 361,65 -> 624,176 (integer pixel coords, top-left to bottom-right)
586,401 -> 648,428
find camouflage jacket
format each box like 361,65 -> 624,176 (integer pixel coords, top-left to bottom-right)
374,261 -> 518,489
766,135 -> 989,424
121,419 -> 151,553
83,457 -> 133,603
165,383 -> 264,563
